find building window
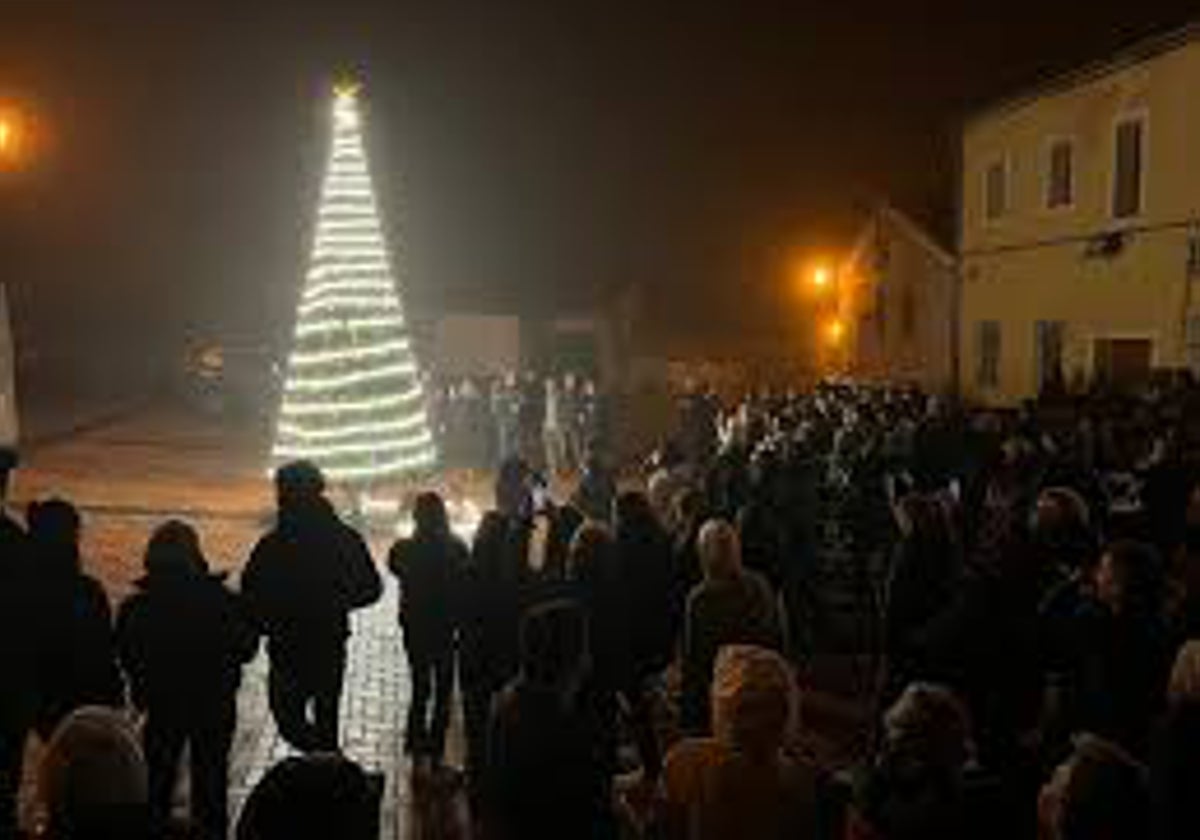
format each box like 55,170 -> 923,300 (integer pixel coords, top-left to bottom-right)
976,320 -> 1001,388
984,159 -> 1008,220
1112,116 -> 1145,219
1035,320 -> 1065,391
1046,140 -> 1074,209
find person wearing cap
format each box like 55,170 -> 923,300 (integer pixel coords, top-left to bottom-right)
242,461 -> 382,752
116,520 -> 258,839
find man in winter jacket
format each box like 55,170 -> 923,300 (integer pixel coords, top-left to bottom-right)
117,520 -> 259,839
242,461 -> 381,752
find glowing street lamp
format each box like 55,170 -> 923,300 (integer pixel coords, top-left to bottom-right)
811,265 -> 831,290
825,317 -> 845,346
0,107 -> 31,170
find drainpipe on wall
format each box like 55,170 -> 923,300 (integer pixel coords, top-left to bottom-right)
1182,220 -> 1198,371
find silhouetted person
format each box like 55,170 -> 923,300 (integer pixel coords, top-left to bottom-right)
242,461 -> 381,752
0,449 -> 31,839
38,707 -> 150,840
28,499 -> 123,739
681,519 -> 781,734
459,511 -> 523,809
236,754 -> 382,840
571,452 -> 617,524
485,600 -> 611,839
116,520 -> 259,839
388,492 -> 465,768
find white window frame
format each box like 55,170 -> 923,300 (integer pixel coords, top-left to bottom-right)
982,154 -> 1011,223
1042,135 -> 1076,212
1110,110 -> 1149,223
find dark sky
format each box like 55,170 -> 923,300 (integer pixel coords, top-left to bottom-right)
0,0 -> 1195,363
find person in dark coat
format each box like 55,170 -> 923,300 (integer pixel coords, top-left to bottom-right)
459,511 -> 523,809
1150,640 -> 1200,840
241,461 -> 382,753
0,450 -> 32,839
1072,540 -> 1175,758
909,535 -> 1043,784
847,683 -> 997,840
615,492 -> 677,679
882,493 -> 962,708
485,599 -> 611,840
388,492 -> 466,767
680,519 -> 781,735
27,499 -> 124,740
116,520 -> 259,839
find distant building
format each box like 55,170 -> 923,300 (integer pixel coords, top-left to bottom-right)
845,204 -> 958,393
960,22 -> 1200,404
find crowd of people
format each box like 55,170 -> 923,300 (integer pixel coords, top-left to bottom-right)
426,371 -> 607,476
6,375 -> 1200,837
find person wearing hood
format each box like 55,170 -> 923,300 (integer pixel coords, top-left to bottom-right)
241,461 -> 382,753
116,520 -> 258,839
27,498 -> 124,740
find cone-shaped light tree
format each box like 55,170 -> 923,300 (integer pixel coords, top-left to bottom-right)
273,83 -> 435,486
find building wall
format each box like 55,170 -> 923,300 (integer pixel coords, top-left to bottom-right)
960,37 -> 1200,404
848,208 -> 958,393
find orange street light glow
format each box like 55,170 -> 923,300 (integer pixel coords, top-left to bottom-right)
0,109 -> 29,168
826,318 -> 845,344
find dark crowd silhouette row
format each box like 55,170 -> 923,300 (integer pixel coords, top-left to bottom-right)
6,379 -> 1200,838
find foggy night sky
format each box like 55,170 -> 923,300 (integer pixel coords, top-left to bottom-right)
0,0 -> 1195,370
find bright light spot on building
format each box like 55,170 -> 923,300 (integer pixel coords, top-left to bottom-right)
812,266 -> 831,289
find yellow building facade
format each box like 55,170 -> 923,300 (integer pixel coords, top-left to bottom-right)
845,204 -> 958,393
960,25 -> 1200,405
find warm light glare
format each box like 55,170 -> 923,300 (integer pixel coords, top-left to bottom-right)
0,114 -> 20,166
826,318 -> 845,344
812,266 -> 831,289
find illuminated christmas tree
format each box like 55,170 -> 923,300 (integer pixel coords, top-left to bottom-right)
273,82 -> 435,486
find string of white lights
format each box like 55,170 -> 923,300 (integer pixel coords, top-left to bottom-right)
296,296 -> 400,318
275,430 -> 434,460
276,413 -> 428,441
302,279 -> 396,299
287,338 -> 411,367
284,360 -> 417,392
293,314 -> 408,338
279,383 -> 424,417
305,263 -> 391,280
316,449 -> 437,481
